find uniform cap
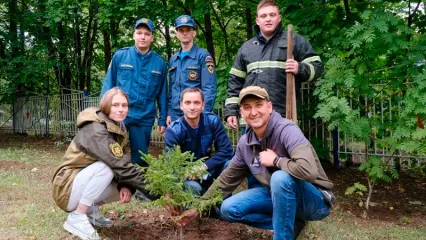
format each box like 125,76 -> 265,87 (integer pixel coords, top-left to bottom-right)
175,15 -> 195,29
239,86 -> 270,105
135,18 -> 154,32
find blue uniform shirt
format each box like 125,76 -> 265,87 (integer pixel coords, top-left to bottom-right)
168,44 -> 217,119
101,46 -> 168,127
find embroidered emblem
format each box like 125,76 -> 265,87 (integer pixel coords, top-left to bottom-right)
205,56 -> 213,62
110,142 -> 123,157
207,62 -> 215,74
181,16 -> 188,23
250,156 -> 261,167
188,70 -> 198,81
141,18 -> 148,24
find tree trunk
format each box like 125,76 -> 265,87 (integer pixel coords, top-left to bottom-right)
210,4 -> 230,63
103,29 -> 111,71
85,17 -> 98,92
39,0 -> 60,91
161,0 -> 172,60
57,22 -> 72,96
79,4 -> 95,91
203,11 -> 216,62
245,8 -> 253,40
0,39 -> 5,61
75,6 -> 82,91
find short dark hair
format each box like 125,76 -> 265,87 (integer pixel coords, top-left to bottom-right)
257,0 -> 279,13
179,87 -> 204,103
99,87 -> 129,116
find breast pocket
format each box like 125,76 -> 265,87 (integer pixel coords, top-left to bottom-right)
117,64 -> 134,89
276,40 -> 288,61
184,66 -> 201,87
148,70 -> 163,95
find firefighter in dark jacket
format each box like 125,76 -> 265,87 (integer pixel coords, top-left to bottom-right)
224,0 -> 323,129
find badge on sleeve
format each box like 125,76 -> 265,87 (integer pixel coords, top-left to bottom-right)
207,63 -> 215,74
110,142 -> 123,157
205,56 -> 213,62
188,70 -> 198,81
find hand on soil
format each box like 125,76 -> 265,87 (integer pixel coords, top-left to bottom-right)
176,209 -> 199,227
120,187 -> 132,203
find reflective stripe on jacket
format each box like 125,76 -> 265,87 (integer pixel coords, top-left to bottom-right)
224,22 -> 323,119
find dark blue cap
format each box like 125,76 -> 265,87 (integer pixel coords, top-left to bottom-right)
135,18 -> 154,32
175,15 -> 195,29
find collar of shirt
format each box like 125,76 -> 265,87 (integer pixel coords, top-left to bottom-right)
177,44 -> 198,60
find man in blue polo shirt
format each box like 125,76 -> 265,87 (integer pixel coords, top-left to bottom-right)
167,15 -> 217,125
100,18 -> 167,167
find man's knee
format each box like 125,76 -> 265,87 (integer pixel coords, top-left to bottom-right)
270,170 -> 296,192
220,197 -> 242,222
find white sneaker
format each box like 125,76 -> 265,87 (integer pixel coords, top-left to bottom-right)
87,205 -> 113,228
63,212 -> 100,240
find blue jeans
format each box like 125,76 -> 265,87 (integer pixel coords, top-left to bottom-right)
220,171 -> 330,240
126,124 -> 152,166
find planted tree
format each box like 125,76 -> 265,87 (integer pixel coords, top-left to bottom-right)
138,147 -> 223,220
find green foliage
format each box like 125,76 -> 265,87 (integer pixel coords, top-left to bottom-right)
359,156 -> 399,183
138,147 -> 223,216
345,182 -> 367,196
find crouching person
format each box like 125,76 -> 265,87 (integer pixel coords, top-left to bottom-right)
52,87 -> 152,240
164,87 -> 234,195
173,86 -> 335,240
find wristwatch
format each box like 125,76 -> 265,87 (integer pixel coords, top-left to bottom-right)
273,156 -> 281,168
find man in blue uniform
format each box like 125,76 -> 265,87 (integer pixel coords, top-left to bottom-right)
100,18 -> 167,167
165,87 -> 233,195
167,15 -> 217,125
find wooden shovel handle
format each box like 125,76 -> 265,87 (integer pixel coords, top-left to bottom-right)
285,24 -> 297,122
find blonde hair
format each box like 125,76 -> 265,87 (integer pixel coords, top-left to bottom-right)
99,87 -> 129,116
257,0 -> 279,13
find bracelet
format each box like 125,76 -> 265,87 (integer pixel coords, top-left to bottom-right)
273,156 -> 280,168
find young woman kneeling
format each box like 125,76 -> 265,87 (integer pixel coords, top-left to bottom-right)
52,87 -> 151,240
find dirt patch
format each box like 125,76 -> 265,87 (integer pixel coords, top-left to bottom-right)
327,167 -> 426,226
100,209 -> 272,240
0,160 -> 29,170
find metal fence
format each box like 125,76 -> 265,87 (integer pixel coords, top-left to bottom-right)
1,84 -> 424,166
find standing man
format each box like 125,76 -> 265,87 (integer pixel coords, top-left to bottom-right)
225,0 -> 323,129
173,87 -> 335,240
100,18 -> 167,167
165,87 -> 233,195
167,15 -> 217,125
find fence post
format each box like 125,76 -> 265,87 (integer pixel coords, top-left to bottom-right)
332,128 -> 339,169
12,99 -> 16,134
45,96 -> 49,137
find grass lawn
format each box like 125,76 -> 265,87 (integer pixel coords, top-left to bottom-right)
0,145 -> 425,240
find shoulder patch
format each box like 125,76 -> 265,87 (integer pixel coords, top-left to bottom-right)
206,62 -> 215,74
205,56 -> 213,62
110,142 -> 123,157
